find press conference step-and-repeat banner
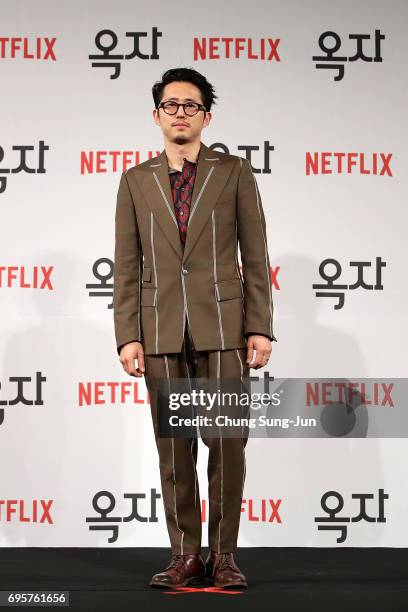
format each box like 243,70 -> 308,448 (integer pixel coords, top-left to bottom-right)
1,0 -> 407,547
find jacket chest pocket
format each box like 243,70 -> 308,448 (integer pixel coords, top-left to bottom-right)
215,278 -> 243,301
141,287 -> 157,307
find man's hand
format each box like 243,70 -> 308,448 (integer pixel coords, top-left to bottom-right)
246,335 -> 272,369
119,341 -> 145,377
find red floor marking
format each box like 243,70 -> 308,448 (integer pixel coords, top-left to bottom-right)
163,585 -> 243,595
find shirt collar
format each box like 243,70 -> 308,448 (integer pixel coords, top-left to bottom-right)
167,147 -> 200,174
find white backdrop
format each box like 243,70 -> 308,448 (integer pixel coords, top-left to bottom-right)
1,0 -> 407,547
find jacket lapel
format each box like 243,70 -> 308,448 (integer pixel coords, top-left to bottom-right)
138,141 -> 234,262
139,149 -> 183,260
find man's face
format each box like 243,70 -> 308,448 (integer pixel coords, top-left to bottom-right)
153,81 -> 211,145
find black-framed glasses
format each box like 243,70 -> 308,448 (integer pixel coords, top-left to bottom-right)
157,101 -> 207,116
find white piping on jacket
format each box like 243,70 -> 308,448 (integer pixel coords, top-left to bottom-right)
212,210 -> 225,350
152,172 -> 179,228
216,350 -> 224,553
164,354 -> 185,554
150,212 -> 159,353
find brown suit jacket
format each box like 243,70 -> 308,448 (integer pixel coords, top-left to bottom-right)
113,141 -> 277,356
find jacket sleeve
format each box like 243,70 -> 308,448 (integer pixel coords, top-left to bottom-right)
237,158 -> 277,342
245,332 -> 273,341
113,171 -> 143,356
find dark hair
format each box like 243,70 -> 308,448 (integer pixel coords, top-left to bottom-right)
152,67 -> 218,112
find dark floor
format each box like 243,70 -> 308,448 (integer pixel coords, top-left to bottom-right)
0,547 -> 407,611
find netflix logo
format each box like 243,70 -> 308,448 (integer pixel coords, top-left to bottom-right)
306,381 -> 394,407
80,150 -> 162,175
79,381 -> 149,407
242,499 -> 282,523
202,498 -> 282,523
194,37 -> 281,61
0,266 -> 54,289
0,37 -> 56,60
0,499 -> 54,524
306,152 -> 393,176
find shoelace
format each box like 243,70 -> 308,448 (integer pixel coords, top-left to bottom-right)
215,553 -> 236,572
167,554 -> 184,570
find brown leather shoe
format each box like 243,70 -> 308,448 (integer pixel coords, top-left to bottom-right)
205,551 -> 248,588
149,553 -> 206,588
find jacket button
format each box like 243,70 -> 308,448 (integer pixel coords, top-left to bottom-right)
182,267 -> 188,275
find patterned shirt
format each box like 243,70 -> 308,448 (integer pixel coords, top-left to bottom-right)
168,156 -> 198,249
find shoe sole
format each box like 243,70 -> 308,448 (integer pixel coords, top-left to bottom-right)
214,580 -> 248,588
149,575 -> 206,589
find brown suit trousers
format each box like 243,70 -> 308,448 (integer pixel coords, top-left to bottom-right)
144,321 -> 250,555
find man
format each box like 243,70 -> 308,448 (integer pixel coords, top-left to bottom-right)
113,67 -> 277,589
